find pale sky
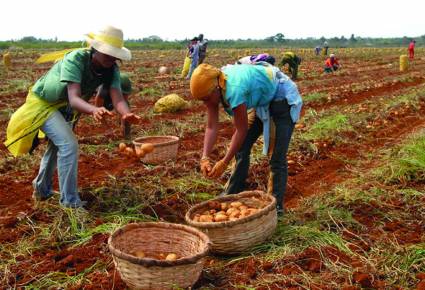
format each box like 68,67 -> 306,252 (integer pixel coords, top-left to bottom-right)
1,0 -> 424,41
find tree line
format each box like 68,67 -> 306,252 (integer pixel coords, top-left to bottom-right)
1,34 -> 423,50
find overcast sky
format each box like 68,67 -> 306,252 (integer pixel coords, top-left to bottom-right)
1,0 -> 424,41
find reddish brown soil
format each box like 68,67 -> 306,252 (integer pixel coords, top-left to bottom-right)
1,49 -> 424,289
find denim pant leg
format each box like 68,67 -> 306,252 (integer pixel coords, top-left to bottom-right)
225,116 -> 263,194
33,140 -> 58,198
34,111 -> 82,207
269,100 -> 295,209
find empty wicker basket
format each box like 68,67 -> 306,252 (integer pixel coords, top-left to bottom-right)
108,222 -> 210,290
185,190 -> 277,255
133,136 -> 179,165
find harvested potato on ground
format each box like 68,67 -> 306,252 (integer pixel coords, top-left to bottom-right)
135,147 -> 146,158
230,201 -> 243,208
134,250 -> 145,258
125,147 -> 135,156
118,143 -> 127,152
165,253 -> 178,261
140,143 -> 155,154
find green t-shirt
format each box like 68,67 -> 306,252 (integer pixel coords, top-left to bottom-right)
32,49 -> 121,103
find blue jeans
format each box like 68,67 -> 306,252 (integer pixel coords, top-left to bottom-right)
32,110 -> 83,207
225,99 -> 295,210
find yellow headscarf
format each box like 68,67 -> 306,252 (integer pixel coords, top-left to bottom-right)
190,64 -> 226,100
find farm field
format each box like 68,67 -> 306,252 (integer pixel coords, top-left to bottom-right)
1,47 -> 425,289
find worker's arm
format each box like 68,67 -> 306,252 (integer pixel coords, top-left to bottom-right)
67,82 -> 113,121
202,100 -> 219,158
110,87 -> 140,124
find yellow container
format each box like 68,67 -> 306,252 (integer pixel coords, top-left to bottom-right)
3,52 -> 11,69
400,55 -> 408,72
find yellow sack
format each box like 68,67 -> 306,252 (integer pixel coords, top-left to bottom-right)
3,52 -> 11,69
400,55 -> 408,72
35,48 -> 76,64
153,94 -> 189,113
4,90 -> 66,156
180,56 -> 192,78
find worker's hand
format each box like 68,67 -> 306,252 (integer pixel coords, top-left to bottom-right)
200,157 -> 212,177
208,159 -> 229,179
92,107 -> 114,122
122,113 -> 141,124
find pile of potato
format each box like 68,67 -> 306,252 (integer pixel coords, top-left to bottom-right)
192,200 -> 262,223
118,143 -> 154,158
132,250 -> 178,261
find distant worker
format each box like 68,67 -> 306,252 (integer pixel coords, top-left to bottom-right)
198,34 -> 208,64
323,41 -> 329,56
237,53 -> 275,65
324,53 -> 340,73
279,51 -> 302,80
314,45 -> 322,56
408,39 -> 416,60
94,72 -> 133,139
186,37 -> 200,79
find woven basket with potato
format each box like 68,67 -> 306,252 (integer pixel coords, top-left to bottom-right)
133,136 -> 179,165
108,222 -> 210,290
185,190 -> 277,255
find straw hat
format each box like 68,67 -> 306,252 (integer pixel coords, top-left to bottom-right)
89,26 -> 131,61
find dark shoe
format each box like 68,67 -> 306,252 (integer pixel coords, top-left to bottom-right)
276,206 -> 284,216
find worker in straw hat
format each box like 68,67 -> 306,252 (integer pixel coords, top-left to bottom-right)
4,26 -> 140,209
190,63 -> 302,215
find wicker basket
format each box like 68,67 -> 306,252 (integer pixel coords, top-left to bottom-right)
185,190 -> 277,255
108,222 -> 210,290
133,136 -> 179,165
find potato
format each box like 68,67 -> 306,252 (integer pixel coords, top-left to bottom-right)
135,147 -> 146,158
165,253 -> 178,261
208,200 -> 222,210
118,143 -> 127,152
158,253 -> 166,260
209,209 -> 217,214
230,201 -> 243,208
226,208 -> 237,215
125,147 -> 135,156
239,205 -> 248,211
240,208 -> 249,216
193,216 -> 200,222
214,213 -> 228,222
247,208 -> 259,215
141,143 -> 155,154
199,215 -> 213,222
134,250 -> 145,258
220,202 -> 229,211
215,210 -> 226,216
229,209 -> 241,218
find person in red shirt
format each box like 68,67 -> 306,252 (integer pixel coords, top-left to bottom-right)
408,39 -> 416,60
324,53 -> 340,73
